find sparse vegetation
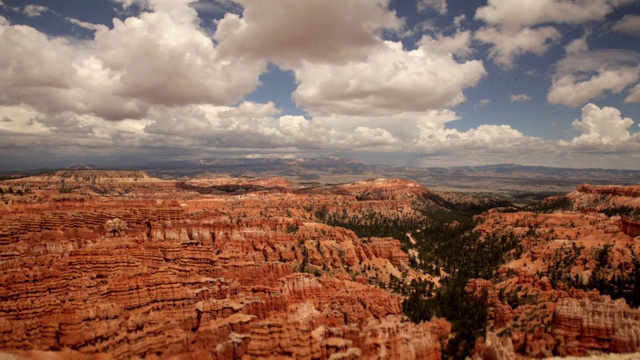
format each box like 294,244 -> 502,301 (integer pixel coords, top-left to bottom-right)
402,213 -> 520,359
105,218 -> 129,237
601,206 -> 640,221
313,199 -> 514,359
526,196 -> 572,213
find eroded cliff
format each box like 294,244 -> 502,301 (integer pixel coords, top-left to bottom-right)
0,171 -> 447,359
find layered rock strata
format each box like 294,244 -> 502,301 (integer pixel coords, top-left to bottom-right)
0,171 -> 446,359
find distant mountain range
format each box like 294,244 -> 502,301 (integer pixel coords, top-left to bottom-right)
2,158 -> 639,203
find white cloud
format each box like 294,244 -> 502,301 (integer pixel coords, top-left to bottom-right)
626,83 -> 640,103
475,0 -> 618,30
0,105 -> 49,134
475,26 -> 561,69
613,15 -> 640,35
0,24 -> 80,106
189,0 -> 242,14
418,0 -> 447,14
0,0 -> 478,131
93,2 -> 265,107
113,0 -> 139,10
562,103 -> 637,148
23,5 -> 48,18
213,0 -> 483,118
277,116 -> 400,149
565,37 -> 588,54
0,0 -> 266,120
292,38 -> 486,116
67,18 -> 109,32
413,122 -> 536,151
140,101 -> 402,151
474,99 -> 491,110
215,0 -> 404,66
420,30 -> 474,58
315,109 -> 459,142
548,50 -> 640,107
474,0 -> 628,67
143,105 -> 212,136
219,101 -> 281,119
453,15 -> 466,28
2,0 -> 640,171
510,93 -> 531,103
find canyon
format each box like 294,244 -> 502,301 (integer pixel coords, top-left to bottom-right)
0,171 -> 639,359
0,171 -> 448,359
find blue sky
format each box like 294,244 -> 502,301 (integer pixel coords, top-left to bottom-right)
0,0 -> 639,170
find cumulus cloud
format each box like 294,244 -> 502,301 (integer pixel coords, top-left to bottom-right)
475,0 -> 617,30
94,1 -> 265,107
314,110 -> 459,143
418,0 -> 447,14
421,30 -> 475,58
212,0 -> 483,118
565,37 -> 588,54
0,0 -> 486,163
626,83 -> 640,103
141,101 -> 402,151
475,26 -> 561,69
548,50 -> 640,107
474,99 -> 491,110
453,15 -> 466,28
218,100 -> 281,119
23,5 -> 48,17
0,103 -> 150,155
413,122 -> 536,151
189,0 -> 242,14
474,0 -> 628,67
510,93 -> 531,103
0,0 -> 266,120
562,103 -> 637,148
0,24 -> 83,108
613,15 -> 640,35
277,116 -> 400,149
215,0 -> 404,66
32,112 -> 96,135
67,18 -> 109,32
143,105 -> 212,136
2,0 -> 639,171
293,37 -> 486,116
0,105 -> 49,134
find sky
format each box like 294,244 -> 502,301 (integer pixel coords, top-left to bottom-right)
1,0 -> 640,171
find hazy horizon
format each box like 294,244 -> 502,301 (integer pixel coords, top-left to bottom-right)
3,156 -> 640,174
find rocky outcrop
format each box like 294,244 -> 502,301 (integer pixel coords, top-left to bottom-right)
576,184 -> 640,199
554,296 -> 640,355
619,218 -> 640,237
0,171 -> 446,359
315,178 -> 428,201
568,184 -> 640,211
469,185 -> 640,359
241,315 -> 445,360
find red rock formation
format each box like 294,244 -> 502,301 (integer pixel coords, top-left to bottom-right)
0,171 -> 446,359
619,218 -> 640,238
332,178 -> 428,201
554,296 -> 640,355
576,184 -> 640,198
469,185 -> 640,359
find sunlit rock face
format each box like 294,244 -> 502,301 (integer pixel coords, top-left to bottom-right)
0,171 -> 447,359
468,184 -> 640,359
4,172 -> 640,359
